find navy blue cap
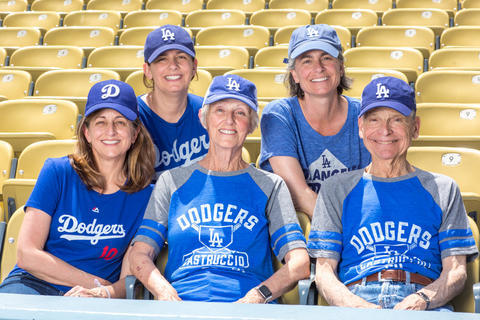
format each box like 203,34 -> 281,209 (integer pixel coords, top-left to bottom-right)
287,24 -> 342,62
203,75 -> 258,112
359,76 -> 416,118
85,79 -> 138,121
144,25 -> 195,64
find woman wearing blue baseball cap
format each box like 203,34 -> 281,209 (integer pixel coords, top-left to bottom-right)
258,24 -> 371,219
129,75 -> 309,303
0,80 -> 155,298
139,25 -> 209,180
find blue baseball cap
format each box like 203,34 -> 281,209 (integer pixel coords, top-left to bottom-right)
144,25 -> 195,64
288,24 -> 342,61
203,75 -> 258,112
85,79 -> 139,121
359,76 -> 416,118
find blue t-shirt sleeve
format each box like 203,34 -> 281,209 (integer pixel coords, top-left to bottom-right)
25,157 -> 62,216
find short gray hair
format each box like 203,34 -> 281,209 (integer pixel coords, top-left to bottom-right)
200,102 -> 259,135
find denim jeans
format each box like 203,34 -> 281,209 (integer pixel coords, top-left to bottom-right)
0,272 -> 64,296
349,279 -> 453,311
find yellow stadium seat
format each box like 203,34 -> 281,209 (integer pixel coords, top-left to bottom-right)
3,12 -> 61,35
0,99 -> 78,155
185,9 -> 246,35
0,27 -> 41,56
463,0 -> 480,8
0,206 -> 25,281
0,0 -> 27,14
2,180 -> 35,222
396,0 -> 458,18
345,68 -> 409,99
274,25 -> 351,50
247,101 -> 267,139
356,26 -> 435,58
332,0 -> 392,16
195,46 -> 250,77
429,47 -> 480,71
0,48 -> 5,67
86,0 -> 143,14
124,70 -> 149,96
455,8 -> 480,26
382,8 -> 450,37
225,68 -> 288,101
268,0 -> 329,15
440,26 -> 480,48
31,0 -> 83,14
0,140 -> 13,198
206,0 -> 265,15
250,9 -> 312,34
254,45 -> 288,68
87,45 -> 144,80
145,0 -> 203,14
0,69 -> 31,100
33,69 -> 121,114
416,70 -> 480,103
196,25 -> 270,56
63,10 -> 122,32
6,45 -> 84,81
344,47 -> 424,82
123,10 -> 183,29
315,9 -> 378,36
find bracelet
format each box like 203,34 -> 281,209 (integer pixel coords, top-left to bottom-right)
94,279 -> 111,299
414,291 -> 430,309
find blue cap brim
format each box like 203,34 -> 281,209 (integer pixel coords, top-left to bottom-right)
359,101 -> 414,118
147,44 -> 195,63
204,94 -> 258,113
85,103 -> 138,121
290,41 -> 339,60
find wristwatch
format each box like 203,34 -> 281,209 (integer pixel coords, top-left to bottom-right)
255,284 -> 273,303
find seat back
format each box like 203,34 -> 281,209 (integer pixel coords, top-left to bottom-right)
396,0 -> 457,17
9,45 -> 84,69
254,46 -> 288,68
123,10 -> 183,28
0,48 -> 5,67
0,27 -> 41,48
3,12 -> 61,31
416,70 -> 480,104
269,0 -> 328,13
0,141 -> 13,197
0,69 -> 31,99
87,46 -> 144,80
119,27 -> 187,46
2,179 -> 36,222
44,26 -> 116,48
225,69 -> 288,101
417,104 -> 480,136
185,9 -> 246,29
345,68 -> 408,98
455,8 -> 480,26
0,206 -> 25,282
463,0 -> 480,8
315,9 -> 378,35
332,0 -> 392,15
145,0 -> 203,14
63,11 -> 122,31
86,0 -> 143,13
429,48 -> 480,70
31,0 -> 83,12
274,25 -> 351,50
206,0 -> 265,14
195,46 -> 249,77
250,9 -> 311,31
440,26 -> 480,48
0,0 -> 27,11
382,8 -> 449,36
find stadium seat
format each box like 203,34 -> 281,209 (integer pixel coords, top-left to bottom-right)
86,0 -> 143,14
315,9 -> 378,36
196,25 -> 270,56
254,45 -> 288,68
0,206 -> 25,281
33,69 -> 121,114
382,8 -> 450,36
331,0 -> 392,16
0,140 -> 14,205
145,0 -> 203,14
0,69 -> 31,99
0,48 -> 5,67
2,180 -> 35,222
268,0 -> 329,15
250,9 -> 312,34
118,27 -> 193,46
440,26 -> 480,48
0,27 -> 41,56
43,27 -> 116,56
63,11 -> 122,32
195,46 -> 249,77
344,47 -> 424,82
125,69 -> 212,97
31,0 -> 83,14
463,0 -> 480,8
123,10 -> 183,29
247,101 -> 267,139
0,0 -> 27,14
416,70 -> 480,103
226,68 -> 288,101
7,45 -> 84,81
396,0 -> 457,18
429,47 -> 480,70
356,26 -> 435,58
0,99 -> 78,155
274,25 -> 351,50
455,8 -> 480,26
3,12 -> 61,35
87,45 -> 144,80
185,9 -> 246,35
206,0 -> 265,15
345,68 -> 409,99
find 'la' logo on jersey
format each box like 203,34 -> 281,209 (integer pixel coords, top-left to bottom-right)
321,154 -> 331,169
101,84 -> 120,99
226,77 -> 240,91
376,83 -> 390,99
161,28 -> 175,41
199,225 -> 233,250
306,27 -> 319,38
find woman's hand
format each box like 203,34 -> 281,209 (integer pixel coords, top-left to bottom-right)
64,286 -> 109,298
235,288 -> 266,304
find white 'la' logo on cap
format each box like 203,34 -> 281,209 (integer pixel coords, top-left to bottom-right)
375,83 -> 390,99
306,28 -> 319,38
226,77 -> 240,91
101,84 -> 120,99
161,28 -> 175,41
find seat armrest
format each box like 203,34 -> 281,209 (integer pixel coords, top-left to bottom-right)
474,282 -> 480,313
298,261 -> 316,305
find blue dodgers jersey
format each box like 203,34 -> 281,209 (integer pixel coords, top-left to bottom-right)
11,157 -> 153,292
138,93 -> 209,178
308,170 -> 478,285
259,96 -> 370,193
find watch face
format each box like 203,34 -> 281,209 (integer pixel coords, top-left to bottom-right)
258,285 -> 272,299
